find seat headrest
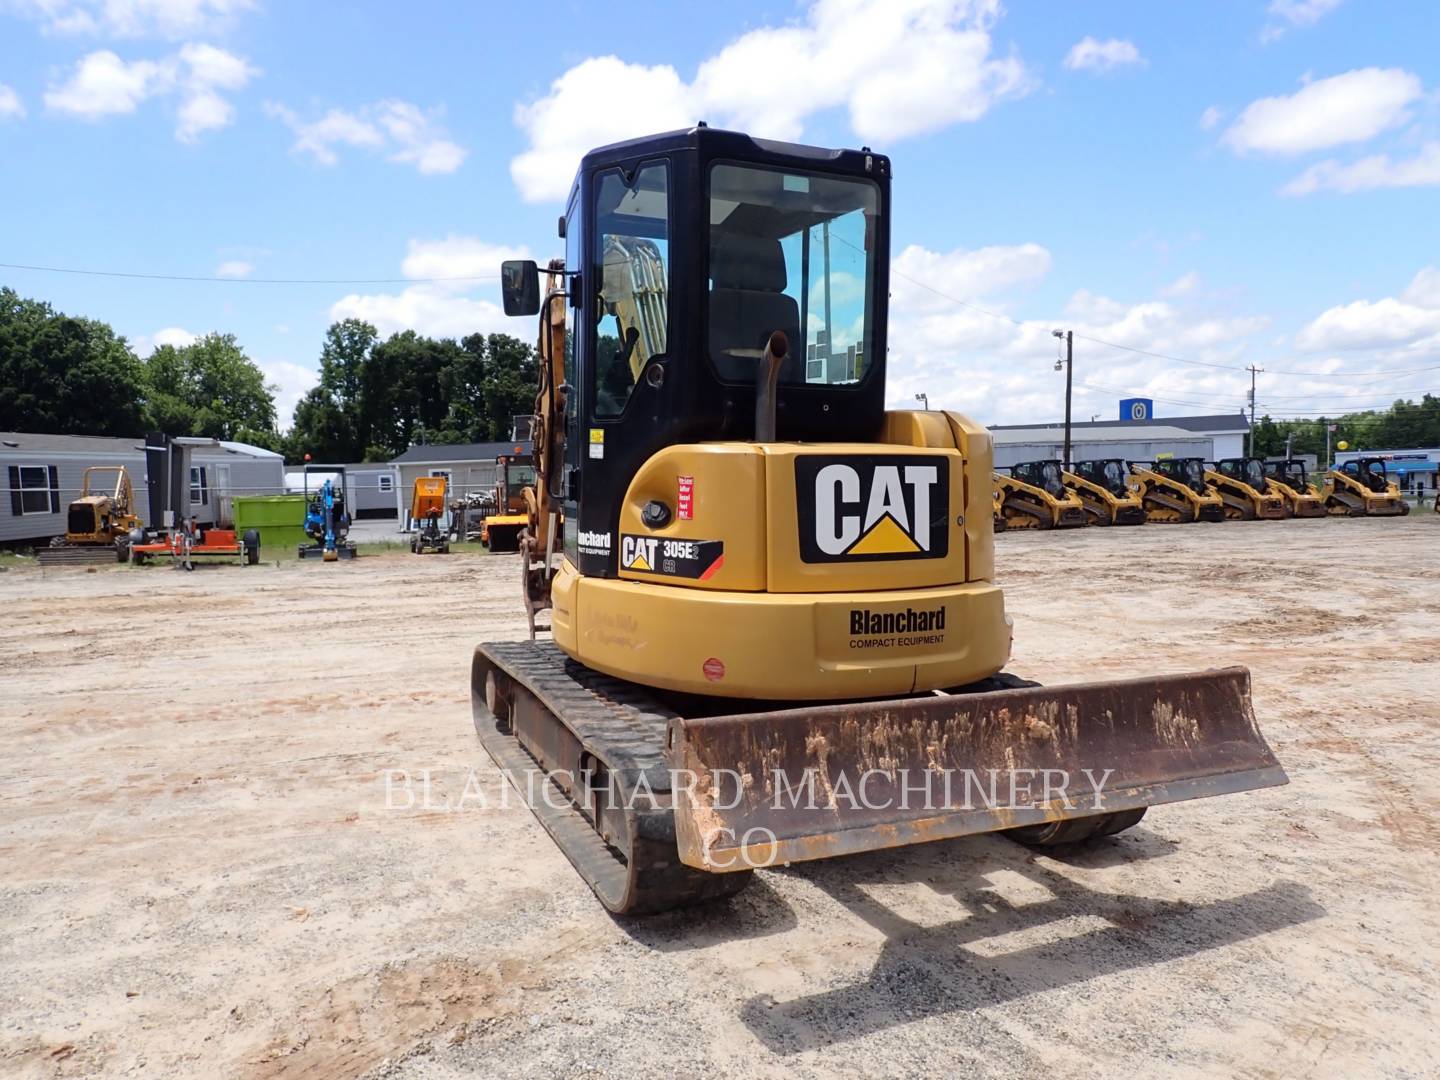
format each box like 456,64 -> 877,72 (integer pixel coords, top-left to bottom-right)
710,232 -> 788,292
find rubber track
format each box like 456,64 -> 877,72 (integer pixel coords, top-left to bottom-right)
474,640 -> 751,915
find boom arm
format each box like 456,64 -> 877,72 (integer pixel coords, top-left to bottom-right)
521,259 -> 570,634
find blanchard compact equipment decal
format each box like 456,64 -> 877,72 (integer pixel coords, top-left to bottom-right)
621,535 -> 724,579
795,456 -> 949,563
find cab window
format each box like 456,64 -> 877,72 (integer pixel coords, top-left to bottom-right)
593,162 -> 669,418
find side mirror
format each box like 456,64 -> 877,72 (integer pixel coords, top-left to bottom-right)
501,260 -> 541,317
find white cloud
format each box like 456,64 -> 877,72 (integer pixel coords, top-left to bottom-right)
44,49 -> 166,116
879,243 -> 1281,424
1295,267 -> 1440,351
267,99 -> 466,174
215,259 -> 252,277
11,0 -> 253,39
329,235 -> 535,338
510,0 -> 1030,202
1161,271 -> 1200,297
131,325 -> 197,355
258,359 -> 318,430
891,242 -> 1051,314
1063,37 -> 1144,73
1222,68 -> 1422,155
1261,0 -> 1343,43
1199,105 -> 1223,131
0,83 -> 24,119
1282,141 -> 1440,196
43,42 -> 257,140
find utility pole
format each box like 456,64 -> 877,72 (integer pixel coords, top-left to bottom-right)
1053,330 -> 1073,469
1245,364 -> 1263,456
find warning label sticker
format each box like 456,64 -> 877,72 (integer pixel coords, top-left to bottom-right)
677,475 -> 694,520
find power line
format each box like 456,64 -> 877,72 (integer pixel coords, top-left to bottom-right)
0,260 -> 500,285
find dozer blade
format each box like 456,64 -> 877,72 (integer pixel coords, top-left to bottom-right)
666,667 -> 1285,871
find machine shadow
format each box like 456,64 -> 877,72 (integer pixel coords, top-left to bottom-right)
620,874 -> 799,950
736,834 -> 1322,1054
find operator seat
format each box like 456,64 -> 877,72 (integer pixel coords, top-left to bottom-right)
708,232 -> 802,382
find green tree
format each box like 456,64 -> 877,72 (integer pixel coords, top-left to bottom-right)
140,332 -> 276,439
0,287 -> 147,435
477,333 -> 537,442
287,320 -> 379,462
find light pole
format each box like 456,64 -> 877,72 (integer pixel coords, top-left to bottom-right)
914,393 -> 930,411
1052,329 -> 1073,469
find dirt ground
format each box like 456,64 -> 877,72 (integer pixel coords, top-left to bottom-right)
2,513 -> 1438,1079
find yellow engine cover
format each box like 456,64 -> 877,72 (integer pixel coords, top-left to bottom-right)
551,410 -> 1012,699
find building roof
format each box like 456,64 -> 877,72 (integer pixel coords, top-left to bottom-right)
390,440 -> 532,465
991,424 -> 1208,444
0,431 -> 280,458
990,413 -> 1250,434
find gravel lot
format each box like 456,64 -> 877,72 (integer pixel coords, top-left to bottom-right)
2,513 -> 1437,1078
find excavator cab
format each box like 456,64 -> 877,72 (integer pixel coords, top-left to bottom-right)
483,128 -> 1284,915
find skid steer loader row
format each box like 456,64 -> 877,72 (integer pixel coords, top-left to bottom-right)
1064,459 -> 1147,526
1130,458 -> 1226,524
1207,458 -> 1287,521
1263,459 -> 1327,518
1322,457 -> 1410,517
994,460 -> 1089,529
474,127 -> 1287,915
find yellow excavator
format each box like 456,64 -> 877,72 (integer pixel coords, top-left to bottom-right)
1064,459 -> 1147,526
1130,458 -> 1226,523
1207,458 -> 1287,521
476,128 -> 1285,914
993,460 -> 1088,529
51,465 -> 142,559
1261,459 -> 1326,518
1321,457 -> 1410,516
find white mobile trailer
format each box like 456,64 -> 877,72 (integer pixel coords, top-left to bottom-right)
1,431 -> 284,545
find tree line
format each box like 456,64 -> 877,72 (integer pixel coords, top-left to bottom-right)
1250,395 -> 1440,461
0,287 -> 535,463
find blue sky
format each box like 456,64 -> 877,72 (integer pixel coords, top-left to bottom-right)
2,0 -> 1438,427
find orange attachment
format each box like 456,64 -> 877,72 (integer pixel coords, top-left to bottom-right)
411,476 -> 448,521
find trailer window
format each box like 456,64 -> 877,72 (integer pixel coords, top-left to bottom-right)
378,474 -> 393,493
708,163 -> 878,386
9,464 -> 57,515
190,466 -> 208,506
593,161 -> 669,418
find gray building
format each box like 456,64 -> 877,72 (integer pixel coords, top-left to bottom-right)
390,440 -> 534,506
283,463 -> 401,518
988,413 -> 1250,469
2,431 -> 285,545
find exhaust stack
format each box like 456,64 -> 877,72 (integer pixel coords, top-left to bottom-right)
754,330 -> 789,442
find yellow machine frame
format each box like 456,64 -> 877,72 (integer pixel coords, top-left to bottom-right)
1206,464 -> 1286,521
993,465 -> 1088,530
1063,464 -> 1147,526
1320,463 -> 1409,517
63,465 -> 141,545
1129,461 -> 1225,523
551,411 -> 1010,699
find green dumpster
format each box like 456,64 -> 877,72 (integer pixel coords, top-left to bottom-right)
232,495 -> 309,550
